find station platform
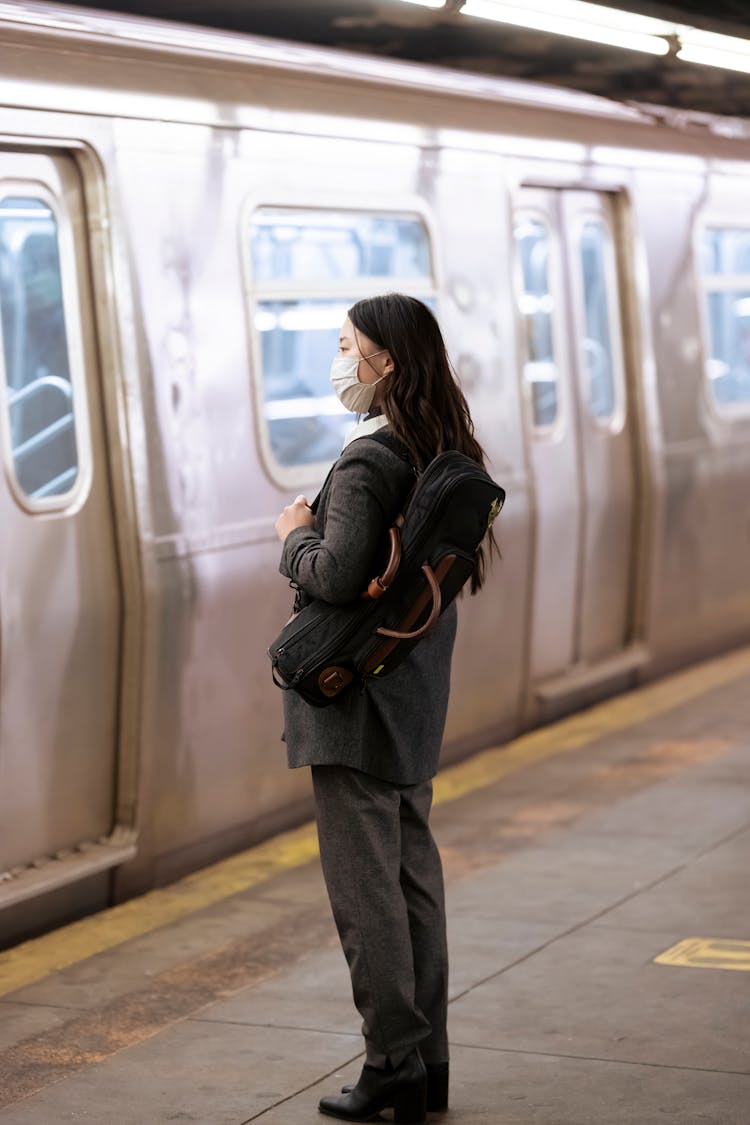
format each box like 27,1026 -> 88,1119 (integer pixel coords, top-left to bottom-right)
1,645 -> 750,1124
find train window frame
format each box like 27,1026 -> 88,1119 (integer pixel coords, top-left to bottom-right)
240,196 -> 441,489
0,178 -> 93,514
511,206 -> 567,442
569,209 -> 627,435
694,216 -> 750,422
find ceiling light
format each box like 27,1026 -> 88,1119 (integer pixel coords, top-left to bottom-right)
459,0 -> 671,55
676,29 -> 750,75
397,1 -> 750,76
679,28 -> 750,55
677,44 -> 750,75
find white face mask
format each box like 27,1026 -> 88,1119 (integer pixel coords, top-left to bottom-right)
330,350 -> 389,414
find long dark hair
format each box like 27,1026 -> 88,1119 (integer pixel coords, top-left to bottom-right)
348,293 -> 499,594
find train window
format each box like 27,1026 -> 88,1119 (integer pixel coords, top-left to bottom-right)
0,195 -> 80,499
579,221 -> 617,422
251,211 -> 431,284
254,298 -> 357,468
247,208 -> 435,469
514,217 -> 559,429
700,227 -> 750,409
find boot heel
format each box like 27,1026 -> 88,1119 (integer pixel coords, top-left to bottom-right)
426,1062 -> 449,1112
393,1083 -> 427,1124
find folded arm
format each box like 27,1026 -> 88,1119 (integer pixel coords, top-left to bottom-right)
279,452 -> 391,605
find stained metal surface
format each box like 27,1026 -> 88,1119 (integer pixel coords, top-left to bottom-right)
0,152 -> 121,874
0,3 -> 748,936
514,186 -> 581,682
562,190 -> 636,665
517,188 -> 637,685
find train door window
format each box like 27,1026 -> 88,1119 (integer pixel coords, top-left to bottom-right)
514,215 -> 560,430
577,219 -> 620,423
0,193 -> 82,502
700,226 -> 750,410
246,208 -> 435,472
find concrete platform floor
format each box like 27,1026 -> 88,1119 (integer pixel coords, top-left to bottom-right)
1,647 -> 750,1123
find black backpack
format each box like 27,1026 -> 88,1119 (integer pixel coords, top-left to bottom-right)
268,432 -> 505,707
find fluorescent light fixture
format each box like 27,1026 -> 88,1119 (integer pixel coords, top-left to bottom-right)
677,22 -> 750,73
679,28 -> 750,56
459,0 -> 671,55
677,37 -> 750,76
396,0 -> 750,76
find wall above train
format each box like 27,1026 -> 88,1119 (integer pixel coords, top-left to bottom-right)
54,0 -> 750,118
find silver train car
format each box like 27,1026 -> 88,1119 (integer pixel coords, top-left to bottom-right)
1,2 -> 749,942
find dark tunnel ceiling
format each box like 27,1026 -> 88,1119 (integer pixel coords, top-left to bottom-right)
63,1 -> 750,117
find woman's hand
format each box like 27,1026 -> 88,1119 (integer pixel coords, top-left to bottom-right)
275,495 -> 315,542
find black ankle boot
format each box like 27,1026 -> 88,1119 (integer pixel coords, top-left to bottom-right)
341,1059 -> 448,1113
320,1048 -> 427,1123
424,1060 -> 449,1112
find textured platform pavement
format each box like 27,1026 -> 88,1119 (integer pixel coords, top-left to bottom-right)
1,646 -> 750,1123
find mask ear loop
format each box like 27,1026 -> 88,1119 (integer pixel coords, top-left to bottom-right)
352,325 -> 390,383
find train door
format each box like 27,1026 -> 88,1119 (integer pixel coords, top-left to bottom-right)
0,152 -> 122,895
560,191 -> 635,665
514,187 -> 640,709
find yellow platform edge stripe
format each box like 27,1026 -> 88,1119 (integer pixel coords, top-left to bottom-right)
2,642 -> 750,997
655,937 -> 750,971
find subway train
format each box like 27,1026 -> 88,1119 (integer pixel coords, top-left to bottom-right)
1,1 -> 749,944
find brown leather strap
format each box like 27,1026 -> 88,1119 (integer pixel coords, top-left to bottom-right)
362,515 -> 404,600
359,555 -> 456,674
375,563 -> 442,640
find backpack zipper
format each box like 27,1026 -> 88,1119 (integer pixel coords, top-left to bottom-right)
289,599 -> 383,685
274,600 -> 340,655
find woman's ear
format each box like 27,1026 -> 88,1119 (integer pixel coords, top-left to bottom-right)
383,352 -> 395,376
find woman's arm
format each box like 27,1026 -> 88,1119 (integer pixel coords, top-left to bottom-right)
279,449 -> 393,605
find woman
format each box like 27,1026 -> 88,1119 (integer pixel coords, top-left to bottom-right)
274,294 -> 495,1124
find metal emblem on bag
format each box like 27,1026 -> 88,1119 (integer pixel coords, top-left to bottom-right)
487,496 -> 502,530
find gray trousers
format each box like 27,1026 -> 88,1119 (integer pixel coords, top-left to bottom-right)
311,764 -> 449,1069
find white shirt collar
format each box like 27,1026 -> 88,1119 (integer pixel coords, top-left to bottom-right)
341,412 -> 389,450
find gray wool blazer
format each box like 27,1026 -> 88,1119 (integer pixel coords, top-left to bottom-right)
278,429 -> 458,785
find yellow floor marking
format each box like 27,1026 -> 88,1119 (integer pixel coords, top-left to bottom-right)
0,825 -> 321,996
655,938 -> 750,971
1,641 -> 749,998
433,643 -> 750,804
